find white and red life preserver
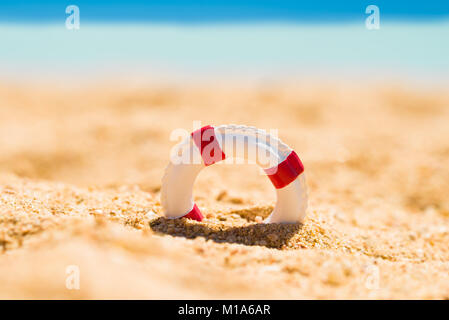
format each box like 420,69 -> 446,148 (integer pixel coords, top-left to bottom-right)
161,125 -> 308,223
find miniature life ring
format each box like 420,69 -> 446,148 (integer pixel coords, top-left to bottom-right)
161,125 -> 308,223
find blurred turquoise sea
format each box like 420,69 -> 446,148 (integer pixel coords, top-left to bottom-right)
0,1 -> 448,84
1,21 -> 448,84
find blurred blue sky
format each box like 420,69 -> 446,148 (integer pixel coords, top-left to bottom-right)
0,0 -> 448,23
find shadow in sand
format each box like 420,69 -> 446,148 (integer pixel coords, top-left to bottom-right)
149,216 -> 302,249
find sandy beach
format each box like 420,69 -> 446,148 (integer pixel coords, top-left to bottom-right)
0,80 -> 448,299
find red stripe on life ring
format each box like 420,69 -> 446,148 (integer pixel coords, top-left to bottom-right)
191,125 -> 226,166
182,203 -> 204,221
264,151 -> 304,189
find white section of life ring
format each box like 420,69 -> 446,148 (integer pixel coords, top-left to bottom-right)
161,124 -> 308,223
